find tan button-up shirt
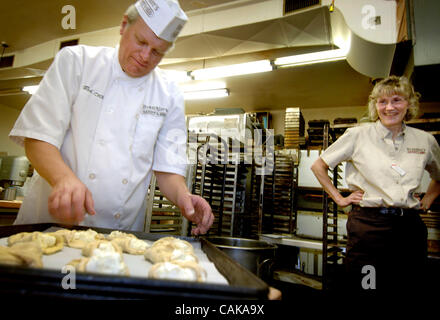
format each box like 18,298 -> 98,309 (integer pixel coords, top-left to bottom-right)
321,121 -> 440,208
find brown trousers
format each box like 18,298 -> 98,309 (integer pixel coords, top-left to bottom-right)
344,205 -> 427,293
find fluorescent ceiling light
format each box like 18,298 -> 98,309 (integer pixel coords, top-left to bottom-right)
161,69 -> 192,83
22,85 -> 39,95
184,88 -> 229,100
181,81 -> 226,92
274,49 -> 347,68
191,60 -> 272,80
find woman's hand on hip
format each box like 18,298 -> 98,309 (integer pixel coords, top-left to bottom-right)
335,190 -> 364,207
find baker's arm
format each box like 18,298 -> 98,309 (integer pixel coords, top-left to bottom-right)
154,171 -> 214,235
311,157 -> 363,207
24,138 -> 95,223
420,179 -> 440,211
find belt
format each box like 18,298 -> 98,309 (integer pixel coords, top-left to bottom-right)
353,205 -> 420,217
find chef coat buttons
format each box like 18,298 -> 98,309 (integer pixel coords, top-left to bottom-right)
122,179 -> 128,185
89,173 -> 96,180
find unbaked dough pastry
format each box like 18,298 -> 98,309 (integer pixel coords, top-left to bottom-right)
152,237 -> 194,253
81,240 -> 123,257
67,257 -> 89,271
144,237 -> 197,263
65,229 -> 105,249
148,261 -> 206,282
67,250 -> 129,275
107,230 -> 136,240
0,242 -> 43,268
8,232 -> 31,246
53,229 -> 73,244
111,237 -> 150,255
7,231 -> 64,255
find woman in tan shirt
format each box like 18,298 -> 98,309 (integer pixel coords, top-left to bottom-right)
311,76 -> 440,293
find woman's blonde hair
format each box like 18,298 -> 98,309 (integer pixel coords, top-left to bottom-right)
368,75 -> 420,121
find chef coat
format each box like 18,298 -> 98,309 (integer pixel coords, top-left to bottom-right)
320,120 -> 440,208
10,45 -> 188,231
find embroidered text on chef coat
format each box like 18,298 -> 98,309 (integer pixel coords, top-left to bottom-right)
142,105 -> 168,117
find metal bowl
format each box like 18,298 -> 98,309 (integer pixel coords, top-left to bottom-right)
205,236 -> 277,279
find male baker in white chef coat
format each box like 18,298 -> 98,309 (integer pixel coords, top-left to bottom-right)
9,0 -> 214,235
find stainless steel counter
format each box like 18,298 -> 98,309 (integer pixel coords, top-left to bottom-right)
259,234 -> 322,250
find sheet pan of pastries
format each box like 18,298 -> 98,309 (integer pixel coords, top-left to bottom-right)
0,227 -> 226,285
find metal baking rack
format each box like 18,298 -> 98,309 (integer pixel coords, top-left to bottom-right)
144,170 -> 192,236
321,122 -> 346,291
253,154 -> 297,235
191,133 -> 251,237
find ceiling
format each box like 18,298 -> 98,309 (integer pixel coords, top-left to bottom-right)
0,0 -> 373,114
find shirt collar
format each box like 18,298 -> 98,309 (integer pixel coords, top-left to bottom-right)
112,45 -> 151,87
375,120 -> 406,139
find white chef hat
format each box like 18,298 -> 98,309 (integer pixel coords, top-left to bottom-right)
135,0 -> 188,43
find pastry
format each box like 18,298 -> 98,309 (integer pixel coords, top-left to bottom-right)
107,230 -> 136,240
34,232 -> 64,254
67,250 -> 129,275
7,231 -> 64,255
148,261 -> 206,282
111,237 -> 150,255
65,229 -> 105,249
7,232 -> 33,246
106,230 -> 150,255
0,242 -> 43,268
152,237 -> 194,253
0,246 -> 25,266
144,237 -> 197,263
81,240 -> 123,257
67,257 -> 88,271
53,228 -> 73,244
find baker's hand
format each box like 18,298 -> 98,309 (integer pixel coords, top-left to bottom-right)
48,174 -> 96,224
336,190 -> 364,208
179,194 -> 214,235
420,196 -> 432,212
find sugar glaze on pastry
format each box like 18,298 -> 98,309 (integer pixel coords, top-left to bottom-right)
149,261 -> 206,282
144,237 -> 197,263
65,229 -> 105,248
86,250 -> 129,275
68,245 -> 128,275
82,240 -> 123,257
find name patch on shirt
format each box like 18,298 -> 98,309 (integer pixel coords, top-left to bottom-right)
142,105 -> 168,117
83,85 -> 104,99
407,147 -> 426,154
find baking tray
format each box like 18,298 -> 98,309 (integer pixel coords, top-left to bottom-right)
0,223 -> 268,300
